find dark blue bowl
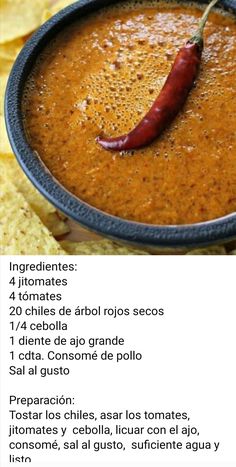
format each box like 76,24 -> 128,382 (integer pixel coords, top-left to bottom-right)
5,0 -> 236,250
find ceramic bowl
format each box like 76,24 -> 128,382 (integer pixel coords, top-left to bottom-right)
5,0 -> 236,250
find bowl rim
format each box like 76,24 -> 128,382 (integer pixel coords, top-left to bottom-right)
5,0 -> 236,248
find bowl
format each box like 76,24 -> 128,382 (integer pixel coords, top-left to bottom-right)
5,0 -> 236,251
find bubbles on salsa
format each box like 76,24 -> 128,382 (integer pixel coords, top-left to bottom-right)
21,0 -> 236,225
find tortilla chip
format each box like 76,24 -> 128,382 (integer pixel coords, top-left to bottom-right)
0,155 -> 70,236
0,38 -> 23,61
61,240 -> 149,255
41,9 -> 52,24
0,0 -> 49,44
0,116 -> 12,153
43,212 -> 70,237
0,73 -> 8,114
50,0 -> 77,16
0,58 -> 13,75
186,246 -> 227,255
0,175 -> 66,255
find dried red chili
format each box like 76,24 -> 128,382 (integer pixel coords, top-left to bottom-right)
97,0 -> 219,152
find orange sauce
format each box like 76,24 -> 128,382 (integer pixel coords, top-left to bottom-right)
23,1 -> 236,225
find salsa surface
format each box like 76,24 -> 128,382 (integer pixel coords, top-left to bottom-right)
23,1 -> 236,225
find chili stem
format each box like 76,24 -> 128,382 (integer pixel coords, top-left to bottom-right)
190,0 -> 220,45
97,0 -> 221,152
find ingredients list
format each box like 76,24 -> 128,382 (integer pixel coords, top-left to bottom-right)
0,257 -> 235,465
